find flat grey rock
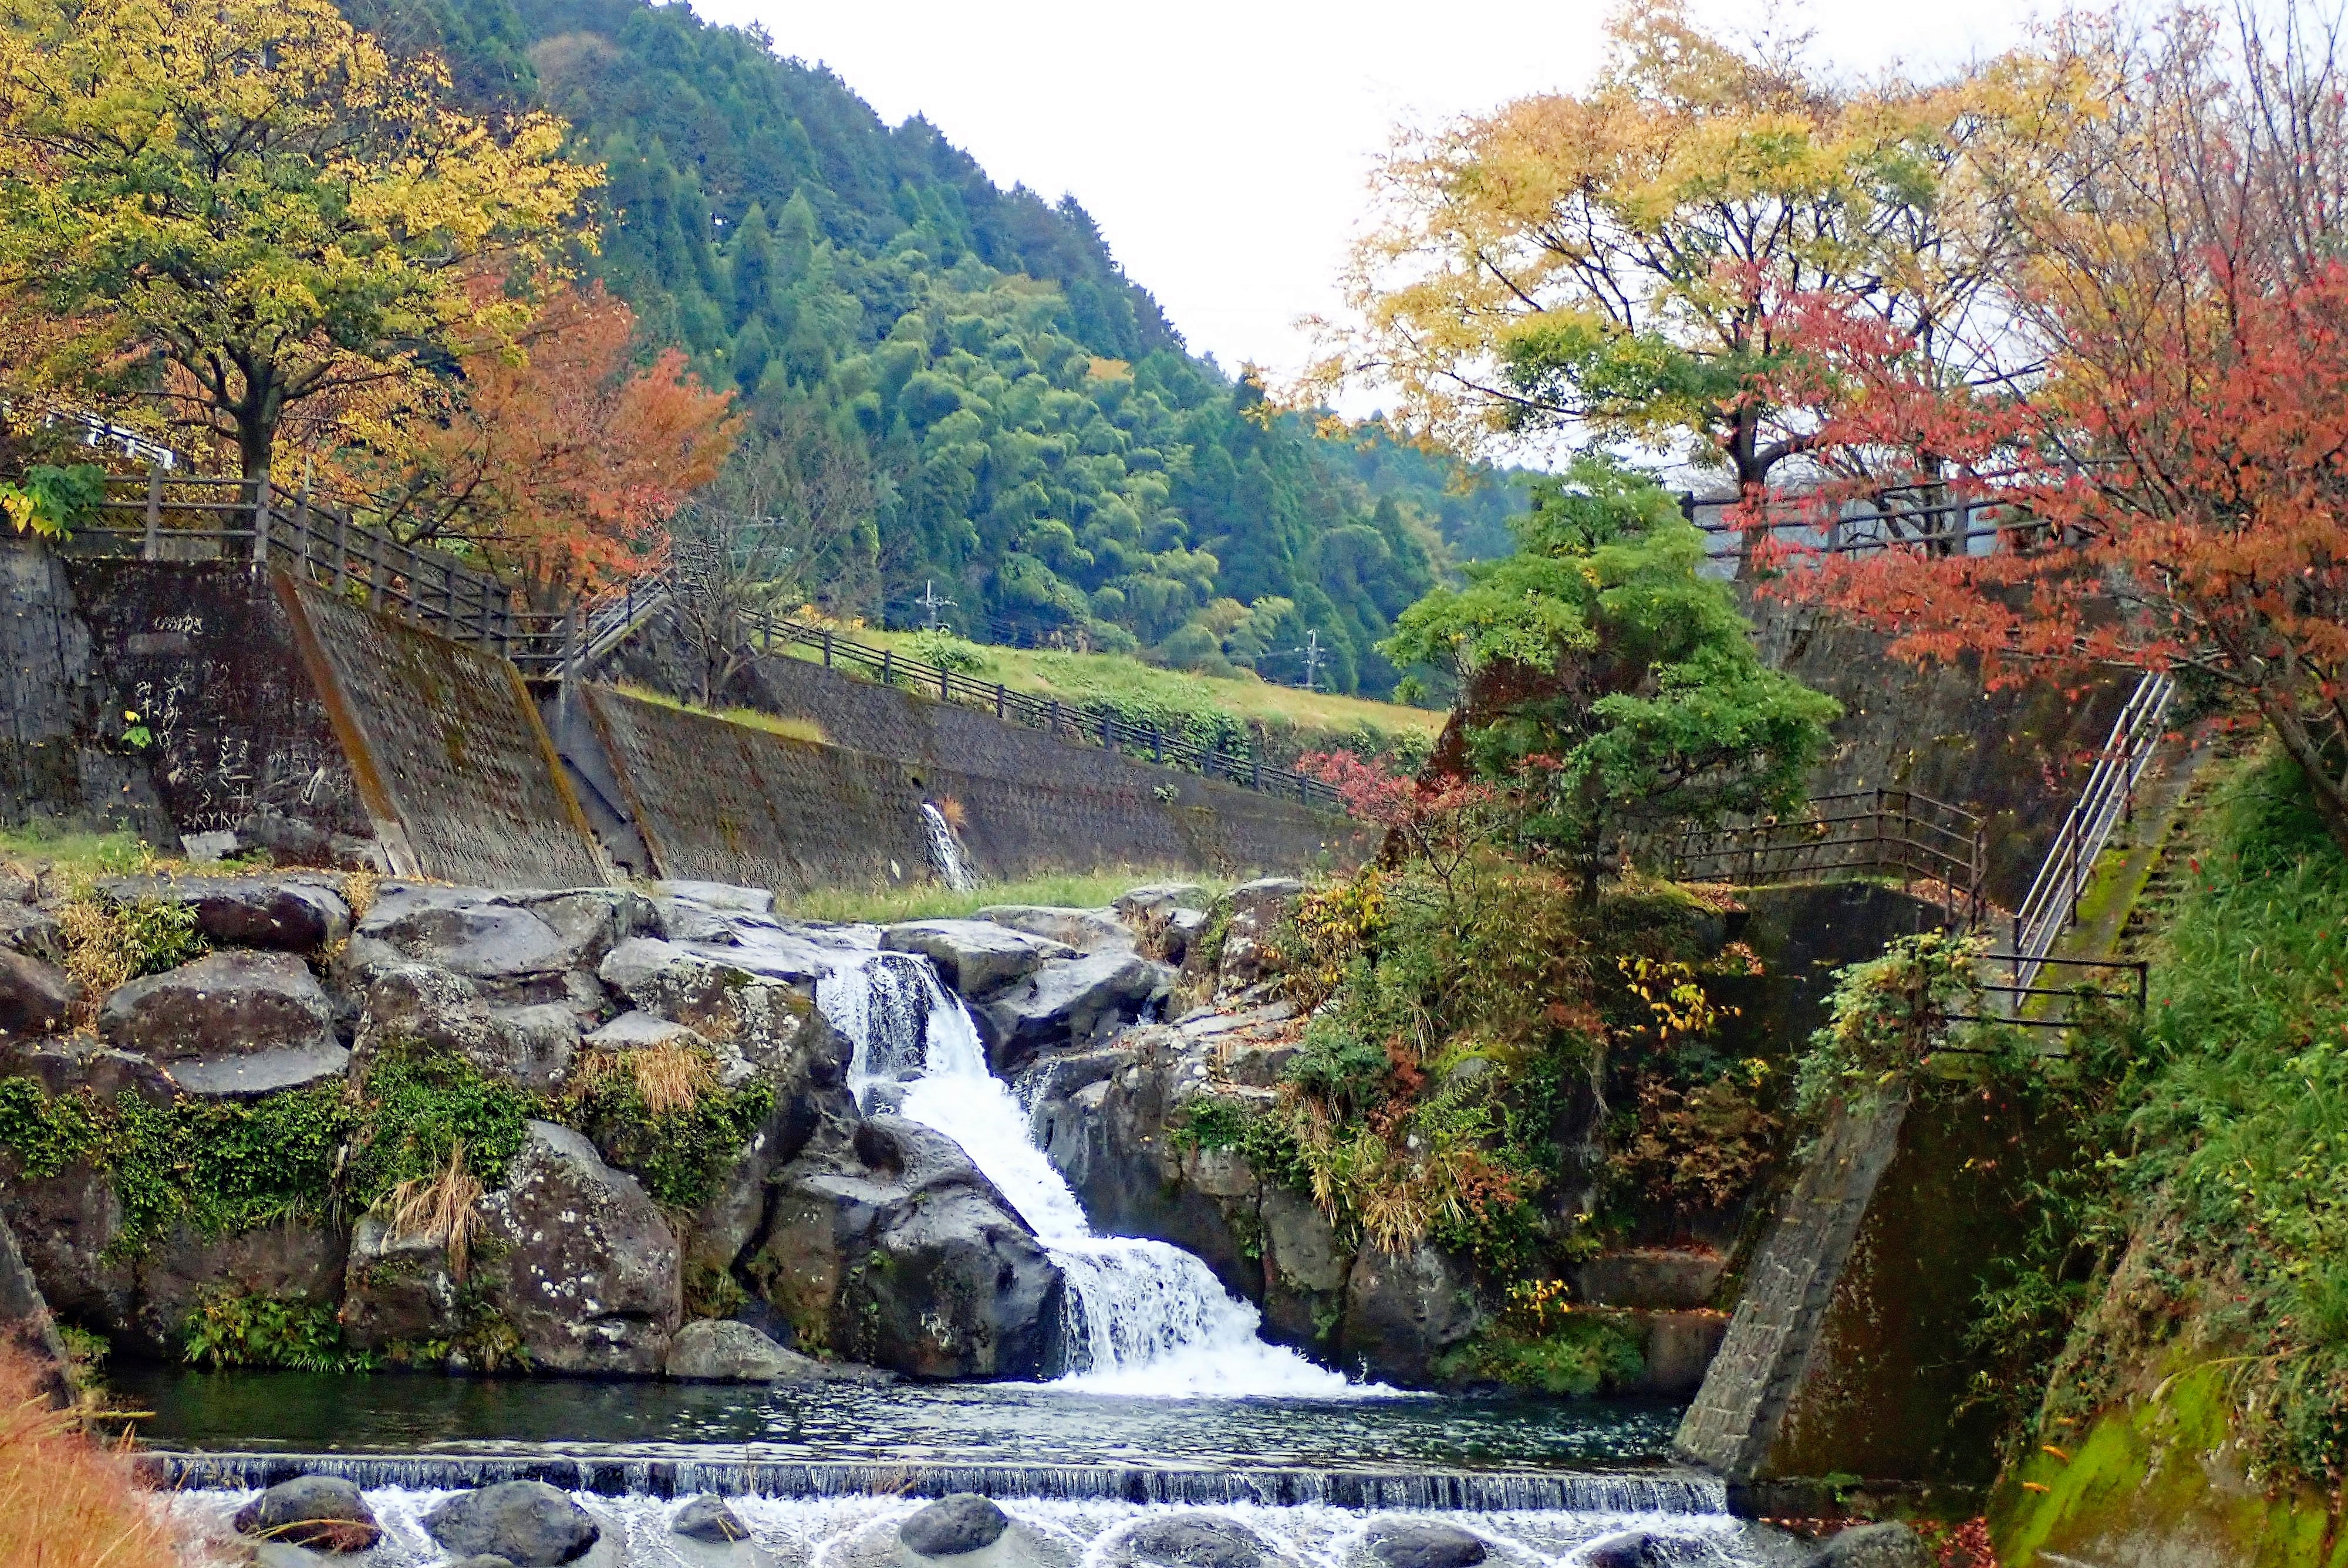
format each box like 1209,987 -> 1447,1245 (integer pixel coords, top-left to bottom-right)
975,905 -> 1132,953
1811,1523 -> 1932,1568
881,920 -> 1074,1000
167,1041 -> 350,1098
100,874 -> 350,952
667,1318 -> 828,1382
354,887 -> 569,982
979,949 -> 1170,1068
657,881 -> 778,915
100,950 -> 335,1063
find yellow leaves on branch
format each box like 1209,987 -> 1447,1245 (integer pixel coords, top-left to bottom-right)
0,0 -> 600,475
1300,0 -> 2016,471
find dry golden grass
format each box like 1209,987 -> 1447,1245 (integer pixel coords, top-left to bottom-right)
0,1343 -> 193,1568
54,901 -> 134,1029
382,1142 -> 485,1279
627,1042 -> 716,1116
342,867 -> 380,924
612,684 -> 828,746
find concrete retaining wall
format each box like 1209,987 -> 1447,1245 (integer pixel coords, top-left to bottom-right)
1745,596 -> 2134,908
281,583 -> 606,887
1678,1077 -> 2052,1491
582,683 -> 1362,892
0,543 -> 169,836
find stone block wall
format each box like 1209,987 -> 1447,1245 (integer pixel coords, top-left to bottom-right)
282,584 -> 606,887
1745,596 -> 2135,908
65,560 -> 367,846
0,542 -> 168,836
1678,1077 -> 2054,1489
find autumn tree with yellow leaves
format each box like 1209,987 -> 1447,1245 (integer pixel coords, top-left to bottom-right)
1308,0 -> 2009,519
0,0 -> 598,482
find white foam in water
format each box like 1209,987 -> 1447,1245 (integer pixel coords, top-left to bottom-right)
818,949 -> 1368,1398
170,1489 -> 1769,1568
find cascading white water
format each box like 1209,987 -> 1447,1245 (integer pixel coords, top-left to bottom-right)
918,802 -> 978,892
817,950 -> 1362,1398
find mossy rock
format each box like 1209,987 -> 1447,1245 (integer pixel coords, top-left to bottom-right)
1992,1362 -> 2348,1567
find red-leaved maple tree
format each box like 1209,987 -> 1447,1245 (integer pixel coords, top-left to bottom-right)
1749,12 -> 2348,855
334,281 -> 738,592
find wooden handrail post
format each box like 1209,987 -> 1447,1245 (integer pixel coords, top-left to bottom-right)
141,465 -> 162,561
249,479 -> 271,575
292,470 -> 314,577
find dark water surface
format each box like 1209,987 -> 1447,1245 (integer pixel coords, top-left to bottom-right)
112,1364 -> 1684,1472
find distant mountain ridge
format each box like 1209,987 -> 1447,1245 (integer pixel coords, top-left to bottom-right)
340,0 -> 1528,697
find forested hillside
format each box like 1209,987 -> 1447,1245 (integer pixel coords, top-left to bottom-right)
339,0 -> 1524,697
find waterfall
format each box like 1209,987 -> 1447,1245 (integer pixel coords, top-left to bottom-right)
919,802 -> 978,892
816,951 -> 1362,1398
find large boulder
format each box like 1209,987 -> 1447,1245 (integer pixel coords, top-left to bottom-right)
976,905 -> 1131,954
1197,878 -> 1303,997
666,1317 -> 834,1383
675,1495 -> 752,1544
881,921 -> 1074,1001
424,1481 -> 599,1567
347,1121 -> 690,1373
0,950 -> 74,1036
1367,1524 -> 1486,1568
599,940 -> 846,1082
233,1475 -> 380,1552
0,902 -> 65,966
1259,1186 -> 1350,1344
127,1218 -> 345,1361
98,950 -> 346,1097
355,964 -> 578,1090
99,874 -> 350,952
1337,1241 -> 1482,1383
746,1117 -> 1061,1380
346,887 -> 576,1003
899,1495 -> 1009,1556
1119,1516 -> 1269,1568
473,1121 -> 682,1375
977,951 -> 1170,1069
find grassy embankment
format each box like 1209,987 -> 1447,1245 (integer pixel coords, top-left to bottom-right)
772,626 -> 1445,767
785,870 -> 1234,926
1979,748 -> 2348,1564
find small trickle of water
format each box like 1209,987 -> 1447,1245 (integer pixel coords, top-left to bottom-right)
920,802 -> 978,892
816,950 -> 1362,1399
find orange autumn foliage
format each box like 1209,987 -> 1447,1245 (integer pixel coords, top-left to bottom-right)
343,281 -> 738,592
0,1343 -> 191,1568
1753,11 -> 2348,855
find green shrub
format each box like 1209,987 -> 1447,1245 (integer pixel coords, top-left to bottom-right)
559,1062 -> 774,1211
907,629 -> 990,674
180,1289 -> 375,1372
343,1045 -> 535,1207
1434,1310 -> 1647,1395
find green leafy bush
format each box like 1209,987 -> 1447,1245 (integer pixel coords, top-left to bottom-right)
343,1045 -> 535,1207
180,1289 -> 375,1372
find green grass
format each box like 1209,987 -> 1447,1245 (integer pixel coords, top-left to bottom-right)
782,867 -> 1237,926
611,683 -> 828,746
0,823 -> 171,885
776,626 -> 1443,764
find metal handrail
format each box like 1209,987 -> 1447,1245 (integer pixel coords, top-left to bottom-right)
2005,671 -> 2175,1003
1653,785 -> 1988,924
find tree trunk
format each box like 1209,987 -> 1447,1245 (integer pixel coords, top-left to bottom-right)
2255,691 -> 2348,859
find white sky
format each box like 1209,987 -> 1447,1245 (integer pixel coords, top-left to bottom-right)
684,0 -> 2047,398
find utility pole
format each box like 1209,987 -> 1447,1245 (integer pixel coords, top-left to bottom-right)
1282,629 -> 1325,692
917,579 -> 956,631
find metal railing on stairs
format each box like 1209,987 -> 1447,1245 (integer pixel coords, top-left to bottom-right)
2004,671 -> 2176,1004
